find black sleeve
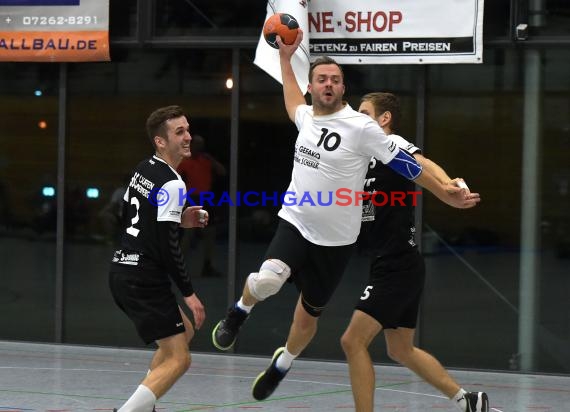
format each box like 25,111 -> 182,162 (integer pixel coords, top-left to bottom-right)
120,198 -> 129,229
157,220 -> 194,297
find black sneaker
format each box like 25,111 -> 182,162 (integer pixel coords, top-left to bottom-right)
464,392 -> 489,412
211,305 -> 249,350
252,347 -> 289,401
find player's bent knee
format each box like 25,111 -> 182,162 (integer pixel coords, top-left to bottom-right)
247,259 -> 291,301
340,330 -> 364,354
387,347 -> 410,364
340,333 -> 354,354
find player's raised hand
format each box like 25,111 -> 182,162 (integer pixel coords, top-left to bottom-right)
277,28 -> 303,60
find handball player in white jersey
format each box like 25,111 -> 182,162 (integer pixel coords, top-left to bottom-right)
212,30 -> 479,401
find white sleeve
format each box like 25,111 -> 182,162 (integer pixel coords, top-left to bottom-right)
157,179 -> 185,223
359,119 -> 399,164
389,134 -> 422,155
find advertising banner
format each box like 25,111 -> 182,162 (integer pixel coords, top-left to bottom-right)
0,0 -> 109,62
255,0 -> 484,91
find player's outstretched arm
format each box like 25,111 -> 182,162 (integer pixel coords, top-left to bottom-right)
414,153 -> 476,197
414,170 -> 480,209
277,30 -> 306,122
414,153 -> 452,185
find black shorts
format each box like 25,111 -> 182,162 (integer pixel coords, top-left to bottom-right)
264,219 -> 354,317
354,250 -> 425,329
109,264 -> 184,344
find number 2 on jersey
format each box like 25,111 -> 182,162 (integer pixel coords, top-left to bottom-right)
126,196 -> 140,237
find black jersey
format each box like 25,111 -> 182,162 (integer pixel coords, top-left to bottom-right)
358,135 -> 421,258
111,155 -> 194,296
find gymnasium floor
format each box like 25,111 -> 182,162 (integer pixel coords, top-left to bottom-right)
0,341 -> 568,411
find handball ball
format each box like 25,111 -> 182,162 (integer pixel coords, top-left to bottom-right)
263,13 -> 299,49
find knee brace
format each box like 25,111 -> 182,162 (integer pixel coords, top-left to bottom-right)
247,259 -> 291,301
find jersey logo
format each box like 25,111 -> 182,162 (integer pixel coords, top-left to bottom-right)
362,199 -> 375,222
112,250 -> 140,266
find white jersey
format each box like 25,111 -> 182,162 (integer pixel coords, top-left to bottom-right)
278,104 -> 399,246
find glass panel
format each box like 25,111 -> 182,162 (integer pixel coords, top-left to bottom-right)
64,49 -> 231,350
150,0 -> 515,40
530,0 -> 570,36
109,0 -> 138,38
484,0 -> 511,38
0,64 -> 59,341
153,0 -> 267,37
536,48 -> 570,373
422,47 -> 570,374
151,0 -> 514,40
422,48 -> 523,370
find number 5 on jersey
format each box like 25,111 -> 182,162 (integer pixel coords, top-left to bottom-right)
360,285 -> 373,300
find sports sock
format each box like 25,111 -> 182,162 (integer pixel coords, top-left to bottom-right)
118,384 -> 156,412
275,345 -> 297,372
236,297 -> 254,314
452,388 -> 468,411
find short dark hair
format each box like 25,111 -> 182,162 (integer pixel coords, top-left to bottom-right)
308,56 -> 344,83
145,105 -> 186,148
360,92 -> 402,134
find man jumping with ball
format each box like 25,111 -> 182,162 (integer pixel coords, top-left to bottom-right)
211,29 -> 480,402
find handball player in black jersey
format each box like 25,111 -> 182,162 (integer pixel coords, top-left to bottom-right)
340,93 -> 488,412
109,105 -> 207,412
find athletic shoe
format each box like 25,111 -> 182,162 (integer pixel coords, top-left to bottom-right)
113,408 -> 156,411
212,305 -> 249,350
464,392 -> 489,412
252,347 -> 289,401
